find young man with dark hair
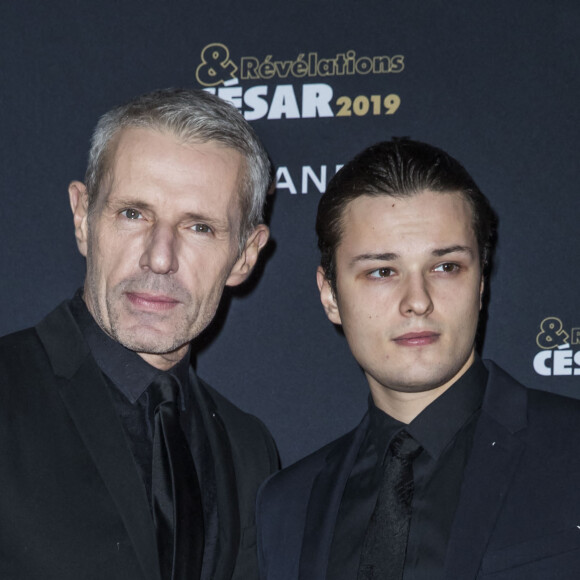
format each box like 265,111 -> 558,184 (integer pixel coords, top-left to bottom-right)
257,139 -> 580,580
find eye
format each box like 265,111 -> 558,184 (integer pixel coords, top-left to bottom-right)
434,262 -> 460,273
121,208 -> 142,220
191,223 -> 212,234
369,267 -> 395,278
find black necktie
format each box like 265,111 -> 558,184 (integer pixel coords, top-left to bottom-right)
357,430 -> 423,580
150,374 -> 204,580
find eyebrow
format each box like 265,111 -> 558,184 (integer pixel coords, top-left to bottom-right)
107,197 -> 151,210
350,252 -> 399,265
350,245 -> 474,266
431,245 -> 475,258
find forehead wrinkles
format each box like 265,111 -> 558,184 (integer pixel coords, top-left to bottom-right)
99,129 -> 242,199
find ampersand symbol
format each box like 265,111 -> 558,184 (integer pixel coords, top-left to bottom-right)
536,317 -> 570,349
196,43 -> 238,87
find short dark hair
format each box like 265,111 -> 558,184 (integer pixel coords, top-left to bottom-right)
316,138 -> 497,293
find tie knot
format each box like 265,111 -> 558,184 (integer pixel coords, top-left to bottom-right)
149,374 -> 180,410
390,430 -> 422,461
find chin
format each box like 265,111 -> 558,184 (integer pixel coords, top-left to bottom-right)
392,369 -> 457,393
113,327 -> 180,355
393,381 -> 446,394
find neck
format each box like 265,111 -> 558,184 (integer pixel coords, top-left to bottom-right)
369,352 -> 475,423
138,346 -> 190,371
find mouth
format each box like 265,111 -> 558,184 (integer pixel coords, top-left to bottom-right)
392,331 -> 440,347
125,292 -> 181,312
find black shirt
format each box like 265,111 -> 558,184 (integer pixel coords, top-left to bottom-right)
69,291 -> 218,579
327,358 -> 488,580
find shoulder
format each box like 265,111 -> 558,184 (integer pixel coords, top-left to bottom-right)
256,422 -> 366,575
0,326 -> 50,380
197,377 -> 279,471
485,359 -> 580,414
199,378 -> 274,442
258,423 -> 363,508
525,385 -> 580,436
484,359 -> 580,443
0,299 -> 89,384
0,324 -> 44,352
199,378 -> 261,424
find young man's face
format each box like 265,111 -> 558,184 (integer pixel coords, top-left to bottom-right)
318,190 -> 483,405
69,127 -> 268,370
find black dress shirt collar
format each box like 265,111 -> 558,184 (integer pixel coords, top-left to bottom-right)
69,290 -> 191,407
369,356 -> 488,462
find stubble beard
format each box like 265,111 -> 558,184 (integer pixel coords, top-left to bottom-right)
84,270 -> 218,357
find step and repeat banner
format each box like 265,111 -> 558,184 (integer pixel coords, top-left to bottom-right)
1,0 -> 578,465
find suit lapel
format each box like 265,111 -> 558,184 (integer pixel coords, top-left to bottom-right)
299,415 -> 369,580
444,362 -> 528,580
36,303 -> 161,580
192,374 -> 240,580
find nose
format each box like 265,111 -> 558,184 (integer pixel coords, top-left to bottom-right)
399,273 -> 434,317
139,223 -> 179,275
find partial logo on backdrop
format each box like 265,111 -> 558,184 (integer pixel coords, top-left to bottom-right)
196,43 -> 404,122
195,43 -> 405,194
533,317 -> 580,376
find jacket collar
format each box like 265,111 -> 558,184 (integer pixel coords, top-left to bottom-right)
36,301 -> 162,580
297,360 -> 529,580
298,415 -> 369,580
37,300 -> 242,580
443,360 -> 528,579
191,373 -> 241,580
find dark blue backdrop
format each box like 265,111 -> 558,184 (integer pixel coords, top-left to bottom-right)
1,0 -> 579,465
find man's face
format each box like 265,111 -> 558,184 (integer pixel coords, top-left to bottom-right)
317,190 -> 483,404
70,127 -> 268,370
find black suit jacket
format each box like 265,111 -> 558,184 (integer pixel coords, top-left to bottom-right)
257,361 -> 580,579
0,301 -> 278,579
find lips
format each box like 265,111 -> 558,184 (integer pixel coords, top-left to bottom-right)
392,331 -> 440,347
125,292 -> 181,312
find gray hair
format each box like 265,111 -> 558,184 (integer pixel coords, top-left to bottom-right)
85,88 -> 272,247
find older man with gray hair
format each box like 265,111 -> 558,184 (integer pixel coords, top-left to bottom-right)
0,88 -> 278,580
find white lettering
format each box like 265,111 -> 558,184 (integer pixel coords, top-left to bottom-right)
575,351 -> 580,375
208,83 -> 337,121
553,350 -> 573,375
243,85 -> 269,120
268,85 -> 300,119
302,84 -> 334,118
302,166 -> 327,194
533,351 -> 552,376
275,167 -> 297,194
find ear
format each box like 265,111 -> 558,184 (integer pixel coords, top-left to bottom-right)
479,274 -> 485,310
316,266 -> 342,325
68,181 -> 89,257
226,224 -> 270,286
